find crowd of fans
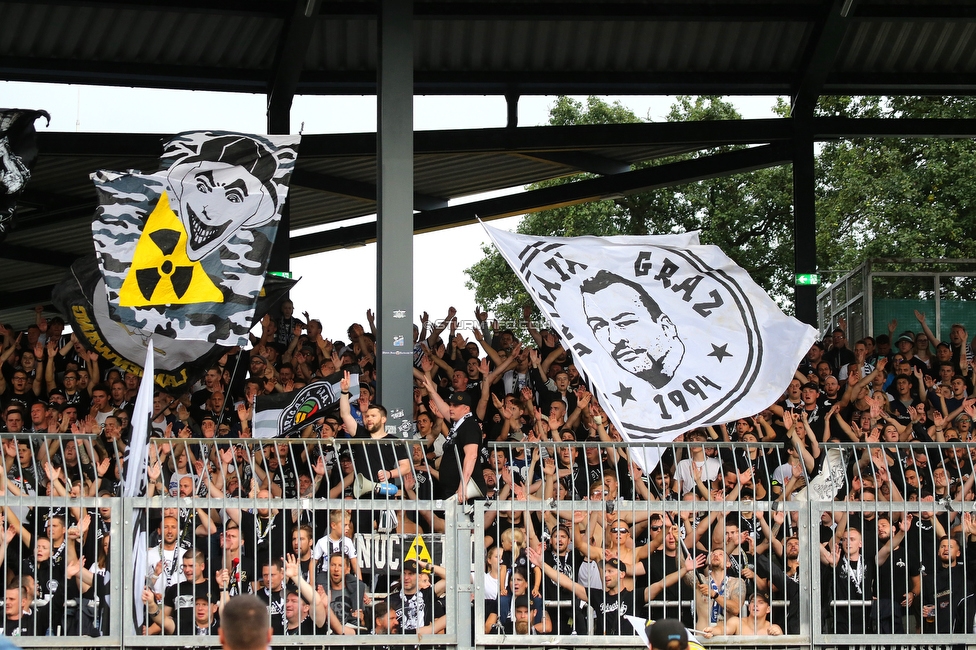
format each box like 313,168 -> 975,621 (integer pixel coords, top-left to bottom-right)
1,301 -> 976,640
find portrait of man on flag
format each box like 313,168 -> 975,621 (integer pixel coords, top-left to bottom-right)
580,269 -> 685,389
484,224 -> 818,443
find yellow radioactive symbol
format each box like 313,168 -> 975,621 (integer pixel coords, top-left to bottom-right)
119,191 -> 223,307
404,535 -> 433,566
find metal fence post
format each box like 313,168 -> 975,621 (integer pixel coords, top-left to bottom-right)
108,494 -> 125,645
120,496 -> 134,647
800,497 -> 818,650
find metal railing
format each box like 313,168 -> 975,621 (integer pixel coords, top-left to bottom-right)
2,435 -> 975,648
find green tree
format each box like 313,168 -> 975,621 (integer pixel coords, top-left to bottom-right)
465,95 -> 796,332
815,96 -> 976,299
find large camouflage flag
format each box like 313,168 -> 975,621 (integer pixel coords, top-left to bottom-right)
0,109 -> 49,242
91,131 -> 300,347
52,255 -> 296,392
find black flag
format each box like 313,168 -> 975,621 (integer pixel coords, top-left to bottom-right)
0,109 -> 50,242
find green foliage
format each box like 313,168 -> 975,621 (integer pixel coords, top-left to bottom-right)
466,94 -> 976,330
816,97 -> 976,286
465,95 -> 797,332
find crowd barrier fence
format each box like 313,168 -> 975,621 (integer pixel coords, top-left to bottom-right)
2,435 -> 974,649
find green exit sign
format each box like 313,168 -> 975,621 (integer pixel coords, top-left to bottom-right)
795,273 -> 820,286
268,271 -> 293,279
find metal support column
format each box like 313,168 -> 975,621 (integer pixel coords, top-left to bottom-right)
267,105 -> 291,275
376,0 -> 414,435
793,117 -> 818,326
505,93 -> 519,128
265,0 -> 319,276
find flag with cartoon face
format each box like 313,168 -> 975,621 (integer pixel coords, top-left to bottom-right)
92,131 -> 300,347
0,109 -> 50,242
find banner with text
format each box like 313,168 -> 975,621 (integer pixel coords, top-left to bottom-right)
484,225 -> 817,444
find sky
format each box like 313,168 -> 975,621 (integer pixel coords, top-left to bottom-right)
3,81 -> 783,341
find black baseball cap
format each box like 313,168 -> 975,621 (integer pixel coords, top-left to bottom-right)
646,619 -> 688,650
448,392 -> 472,407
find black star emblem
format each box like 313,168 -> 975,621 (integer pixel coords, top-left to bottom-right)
613,382 -> 634,406
708,343 -> 732,362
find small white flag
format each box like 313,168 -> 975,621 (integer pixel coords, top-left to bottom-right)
483,225 -> 817,445
125,339 -> 154,633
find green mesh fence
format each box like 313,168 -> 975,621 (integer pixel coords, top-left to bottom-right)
871,299 -> 976,341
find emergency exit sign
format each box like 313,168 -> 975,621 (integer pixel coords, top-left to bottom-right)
795,273 -> 820,286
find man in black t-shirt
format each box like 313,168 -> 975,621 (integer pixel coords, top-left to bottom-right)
387,560 -> 446,635
157,550 -> 218,635
2,583 -> 33,636
338,370 -> 410,532
645,518 -> 695,628
338,373 -> 410,487
542,526 -> 589,634
874,515 -> 920,634
529,548 -> 639,636
420,376 -> 487,501
256,557 -> 287,634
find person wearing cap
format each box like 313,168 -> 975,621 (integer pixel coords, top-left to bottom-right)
420,374 -> 487,501
711,589 -> 782,636
218,594 -> 272,650
387,559 -> 446,635
191,590 -> 220,635
646,618 -> 688,650
511,594 -> 551,635
893,330 -> 927,375
151,549 -> 218,635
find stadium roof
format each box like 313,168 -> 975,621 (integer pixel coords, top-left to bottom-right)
3,0 -> 975,97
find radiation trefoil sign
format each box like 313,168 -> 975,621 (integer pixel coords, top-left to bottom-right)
92,131 -> 300,347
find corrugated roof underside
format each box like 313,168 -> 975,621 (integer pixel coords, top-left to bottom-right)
308,18 -> 813,74
0,2 -> 285,70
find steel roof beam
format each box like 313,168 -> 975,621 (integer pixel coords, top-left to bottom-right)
290,169 -> 448,210
318,2 -> 975,21
290,143 -> 791,255
0,285 -> 60,310
36,120 -> 791,158
813,117 -> 976,139
25,1 -> 973,21
8,61 -> 976,97
41,117 -> 976,162
267,0 -> 321,126
0,244 -> 78,268
20,0 -> 285,16
791,0 -> 857,117
517,151 -> 633,176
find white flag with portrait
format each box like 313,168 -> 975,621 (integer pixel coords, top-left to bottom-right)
484,224 -> 818,446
